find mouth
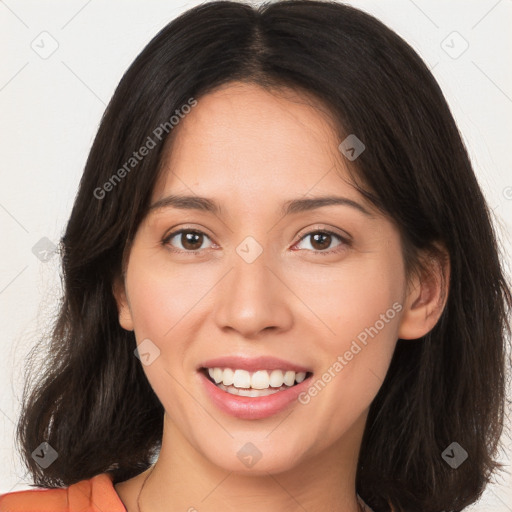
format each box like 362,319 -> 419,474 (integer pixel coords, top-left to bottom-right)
197,360 -> 314,420
199,367 -> 314,397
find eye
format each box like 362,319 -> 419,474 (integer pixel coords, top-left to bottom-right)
162,227 -> 351,255
294,229 -> 351,255
162,229 -> 215,253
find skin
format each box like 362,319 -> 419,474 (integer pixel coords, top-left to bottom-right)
113,82 -> 449,512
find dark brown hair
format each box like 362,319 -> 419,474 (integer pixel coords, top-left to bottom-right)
15,1 -> 511,511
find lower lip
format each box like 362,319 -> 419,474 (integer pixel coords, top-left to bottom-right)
198,370 -> 313,420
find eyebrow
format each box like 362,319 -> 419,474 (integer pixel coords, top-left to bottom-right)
148,194 -> 373,217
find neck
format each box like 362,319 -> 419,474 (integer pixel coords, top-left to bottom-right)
136,412 -> 366,512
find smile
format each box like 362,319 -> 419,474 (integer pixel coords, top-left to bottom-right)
197,357 -> 314,420
203,367 -> 309,397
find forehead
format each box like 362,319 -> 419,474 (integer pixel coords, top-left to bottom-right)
152,82 -> 367,212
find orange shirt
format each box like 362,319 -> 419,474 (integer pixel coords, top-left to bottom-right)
0,473 -> 378,512
0,473 -> 126,512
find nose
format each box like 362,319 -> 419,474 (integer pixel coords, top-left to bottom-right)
212,246 -> 294,339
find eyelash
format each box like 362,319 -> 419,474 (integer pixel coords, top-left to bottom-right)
161,228 -> 351,256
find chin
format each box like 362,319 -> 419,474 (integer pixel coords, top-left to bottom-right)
196,436 -> 305,476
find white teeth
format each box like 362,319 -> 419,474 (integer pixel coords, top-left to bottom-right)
212,368 -> 223,384
233,369 -> 251,388
295,371 -> 306,383
269,369 -> 285,387
205,367 -> 309,389
217,382 -> 290,397
251,370 -> 269,389
222,368 -> 235,386
283,370 -> 295,386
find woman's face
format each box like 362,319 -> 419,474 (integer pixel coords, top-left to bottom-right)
116,82 -> 411,474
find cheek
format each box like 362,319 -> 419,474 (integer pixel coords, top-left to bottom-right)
125,252 -> 211,339
337,272 -> 401,342
298,248 -> 404,426
123,249 -> 220,391
305,247 -> 405,345
126,274 -> 175,338
123,256 -> 207,415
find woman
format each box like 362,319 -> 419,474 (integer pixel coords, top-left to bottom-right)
1,1 -> 510,511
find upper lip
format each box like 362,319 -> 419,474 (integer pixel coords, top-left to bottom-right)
198,355 -> 312,373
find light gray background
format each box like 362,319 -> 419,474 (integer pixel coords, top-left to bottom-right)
1,0 -> 511,510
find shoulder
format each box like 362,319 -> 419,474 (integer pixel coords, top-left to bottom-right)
0,473 -> 126,512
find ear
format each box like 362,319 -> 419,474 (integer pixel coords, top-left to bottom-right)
398,244 -> 450,340
112,275 -> 134,331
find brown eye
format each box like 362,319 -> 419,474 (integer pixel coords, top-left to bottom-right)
310,232 -> 333,251
295,230 -> 350,255
163,229 -> 213,252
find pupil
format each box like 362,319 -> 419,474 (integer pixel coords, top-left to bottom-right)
312,233 -> 330,250
183,232 -> 201,250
